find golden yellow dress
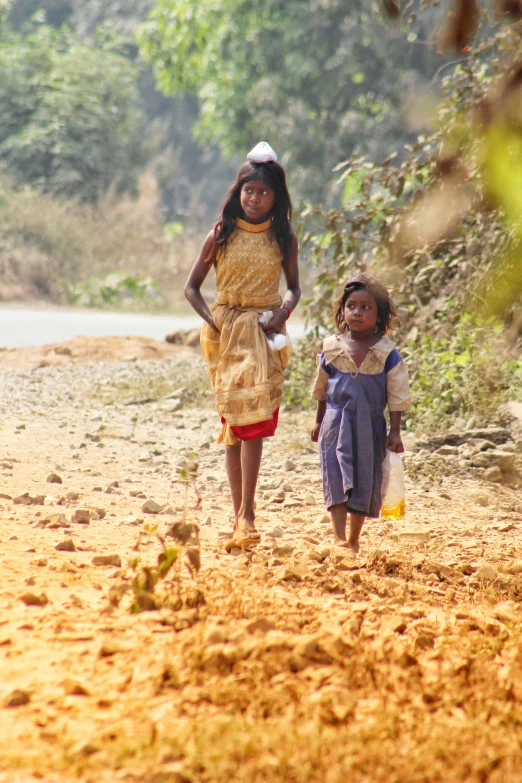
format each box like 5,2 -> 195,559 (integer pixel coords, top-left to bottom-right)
200,217 -> 291,446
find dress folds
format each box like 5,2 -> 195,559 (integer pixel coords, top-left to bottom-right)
200,218 -> 291,446
312,334 -> 410,517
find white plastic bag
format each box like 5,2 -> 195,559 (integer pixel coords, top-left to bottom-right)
381,451 -> 406,520
259,311 -> 291,351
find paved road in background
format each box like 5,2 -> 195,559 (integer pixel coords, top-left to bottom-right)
0,306 -> 305,349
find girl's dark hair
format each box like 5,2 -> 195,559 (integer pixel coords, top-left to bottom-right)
207,160 -> 293,263
333,274 -> 401,336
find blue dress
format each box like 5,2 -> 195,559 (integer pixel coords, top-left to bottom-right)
312,335 -> 410,518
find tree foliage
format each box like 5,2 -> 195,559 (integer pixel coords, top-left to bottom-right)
295,19 -> 522,429
139,0 -> 440,203
0,20 -> 146,201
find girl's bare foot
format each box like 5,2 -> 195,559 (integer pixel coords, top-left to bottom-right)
348,537 -> 360,554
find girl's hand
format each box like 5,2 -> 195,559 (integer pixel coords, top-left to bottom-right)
310,423 -> 321,442
385,429 -> 404,453
207,319 -> 219,333
260,309 -> 288,334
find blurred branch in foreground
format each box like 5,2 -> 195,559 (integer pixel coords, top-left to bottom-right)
387,3 -> 522,324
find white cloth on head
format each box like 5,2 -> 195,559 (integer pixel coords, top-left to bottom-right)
247,141 -> 278,163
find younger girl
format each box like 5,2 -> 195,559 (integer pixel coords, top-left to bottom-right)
185,142 -> 300,551
311,275 -> 410,553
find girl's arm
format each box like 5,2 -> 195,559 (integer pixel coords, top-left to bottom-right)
385,411 -> 405,453
184,231 -> 219,332
311,399 -> 326,442
260,233 -> 300,334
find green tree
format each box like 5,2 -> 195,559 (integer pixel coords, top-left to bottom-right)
0,22 -> 145,201
139,0 -> 438,203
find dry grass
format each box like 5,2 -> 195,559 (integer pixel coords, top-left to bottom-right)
0,172 -> 202,307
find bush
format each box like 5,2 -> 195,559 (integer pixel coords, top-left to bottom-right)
403,315 -> 522,433
295,25 -> 522,433
0,172 -> 201,307
283,336 -> 321,412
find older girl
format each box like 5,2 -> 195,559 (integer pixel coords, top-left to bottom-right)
185,142 -> 300,551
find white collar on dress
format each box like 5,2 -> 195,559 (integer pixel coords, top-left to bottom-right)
322,334 -> 396,366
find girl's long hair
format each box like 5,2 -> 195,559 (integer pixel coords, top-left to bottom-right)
207,161 -> 293,264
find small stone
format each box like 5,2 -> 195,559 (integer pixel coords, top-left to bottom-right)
281,563 -> 308,582
70,741 -> 101,757
414,635 -> 435,652
184,328 -> 201,347
250,564 -> 268,581
384,616 -> 407,634
62,678 -> 90,696
20,592 -> 49,607
45,513 -> 69,529
99,639 -> 125,657
272,543 -> 295,557
150,762 -> 192,783
92,554 -> 122,567
397,651 -> 418,668
397,528 -> 431,544
268,491 -> 285,504
468,490 -> 490,507
71,509 -> 91,524
334,557 -> 358,572
4,689 -> 31,708
476,565 -> 497,583
13,492 -> 44,506
284,459 -> 297,471
204,626 -> 226,645
270,526 -> 284,538
492,450 -> 516,472
55,539 -> 76,552
246,617 -> 276,634
483,467 -> 502,483
46,473 -> 62,484
435,445 -> 459,456
500,560 -> 522,576
142,499 -> 163,514
130,490 -> 146,498
316,513 -> 330,524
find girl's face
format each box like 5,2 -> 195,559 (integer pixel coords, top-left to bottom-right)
344,289 -> 379,336
240,179 -> 275,223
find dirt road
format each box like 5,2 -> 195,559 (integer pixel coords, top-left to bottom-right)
1,337 -> 522,783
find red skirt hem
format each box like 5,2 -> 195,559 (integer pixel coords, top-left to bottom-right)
221,408 -> 279,441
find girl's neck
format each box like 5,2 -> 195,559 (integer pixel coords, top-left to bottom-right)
239,213 -> 271,226
345,329 -> 382,345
